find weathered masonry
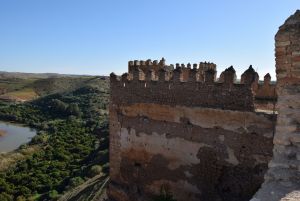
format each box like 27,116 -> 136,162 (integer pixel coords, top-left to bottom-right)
108,60 -> 276,201
252,10 -> 300,201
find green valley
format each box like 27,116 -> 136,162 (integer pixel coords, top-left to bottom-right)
0,74 -> 110,201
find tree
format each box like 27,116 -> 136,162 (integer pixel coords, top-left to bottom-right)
16,196 -> 26,201
51,99 -> 67,114
48,190 -> 59,199
68,177 -> 84,188
0,192 -> 13,201
67,103 -> 81,117
89,165 -> 103,177
17,186 -> 32,196
0,178 -> 10,192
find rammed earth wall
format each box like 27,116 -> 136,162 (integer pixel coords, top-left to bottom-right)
108,62 -> 276,201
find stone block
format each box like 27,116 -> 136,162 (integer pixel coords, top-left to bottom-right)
276,41 -> 291,47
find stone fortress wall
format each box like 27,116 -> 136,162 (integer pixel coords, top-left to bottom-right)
108,59 -> 277,201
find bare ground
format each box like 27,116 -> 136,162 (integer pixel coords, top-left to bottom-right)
58,175 -> 110,201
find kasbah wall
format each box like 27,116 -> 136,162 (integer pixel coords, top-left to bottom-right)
107,10 -> 299,201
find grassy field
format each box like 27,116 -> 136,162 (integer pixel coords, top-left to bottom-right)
0,78 -> 38,93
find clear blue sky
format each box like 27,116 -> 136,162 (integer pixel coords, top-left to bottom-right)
0,0 -> 299,79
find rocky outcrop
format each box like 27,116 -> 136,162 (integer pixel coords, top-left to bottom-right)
251,10 -> 300,201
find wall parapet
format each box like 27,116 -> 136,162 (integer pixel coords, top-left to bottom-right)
111,59 -> 264,111
111,59 -> 276,111
254,73 -> 277,100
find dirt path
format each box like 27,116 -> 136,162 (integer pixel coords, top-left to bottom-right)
281,191 -> 300,201
58,175 -> 109,201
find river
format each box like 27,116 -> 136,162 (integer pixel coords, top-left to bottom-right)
0,121 -> 36,152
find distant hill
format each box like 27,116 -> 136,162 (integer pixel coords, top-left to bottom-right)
0,71 -> 108,102
32,76 -> 108,96
0,71 -> 94,79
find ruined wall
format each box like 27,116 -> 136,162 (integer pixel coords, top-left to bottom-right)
253,73 -> 277,111
252,10 -> 300,201
109,62 -> 275,201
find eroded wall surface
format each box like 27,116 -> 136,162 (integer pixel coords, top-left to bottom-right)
109,65 -> 275,201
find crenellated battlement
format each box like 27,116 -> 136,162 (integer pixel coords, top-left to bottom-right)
128,58 -> 216,71
111,59 -> 271,111
114,59 -> 269,85
254,73 -> 277,100
111,58 -> 276,112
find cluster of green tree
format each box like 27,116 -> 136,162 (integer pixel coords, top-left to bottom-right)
0,78 -> 110,201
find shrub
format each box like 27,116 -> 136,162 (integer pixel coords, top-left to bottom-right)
48,190 -> 59,199
89,165 -> 103,177
16,196 -> 26,201
69,177 -> 84,188
0,192 -> 13,201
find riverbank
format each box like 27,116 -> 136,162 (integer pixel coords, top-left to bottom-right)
0,120 -> 30,128
0,120 -> 39,171
0,129 -> 7,137
0,144 -> 40,172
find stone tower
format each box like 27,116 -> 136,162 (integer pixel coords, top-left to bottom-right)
252,10 -> 300,201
